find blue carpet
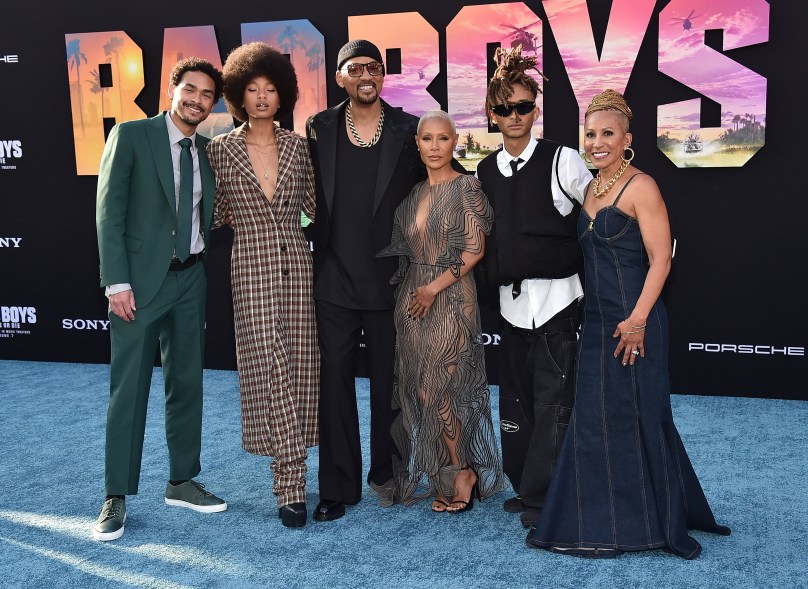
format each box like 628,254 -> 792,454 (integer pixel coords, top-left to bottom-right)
0,360 -> 806,589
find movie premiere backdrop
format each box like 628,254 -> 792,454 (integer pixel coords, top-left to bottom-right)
1,0 -> 804,400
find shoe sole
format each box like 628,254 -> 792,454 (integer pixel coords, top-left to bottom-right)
164,498 -> 228,513
92,513 -> 126,541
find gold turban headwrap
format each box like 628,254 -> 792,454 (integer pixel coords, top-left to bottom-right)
585,89 -> 633,122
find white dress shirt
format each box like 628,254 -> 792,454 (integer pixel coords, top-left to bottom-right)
106,113 -> 205,297
495,136 -> 592,329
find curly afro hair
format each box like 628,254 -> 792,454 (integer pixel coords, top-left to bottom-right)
169,57 -> 223,103
485,45 -> 547,116
221,42 -> 299,123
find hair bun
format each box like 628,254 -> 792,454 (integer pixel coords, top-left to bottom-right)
585,89 -> 633,121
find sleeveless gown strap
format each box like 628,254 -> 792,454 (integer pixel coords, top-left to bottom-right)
610,172 -> 645,208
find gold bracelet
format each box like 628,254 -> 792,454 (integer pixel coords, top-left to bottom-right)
623,322 -> 646,330
621,328 -> 645,335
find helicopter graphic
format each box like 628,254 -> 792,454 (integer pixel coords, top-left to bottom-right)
498,20 -> 542,54
671,10 -> 700,31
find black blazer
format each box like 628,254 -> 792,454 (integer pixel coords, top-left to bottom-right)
305,99 -> 426,300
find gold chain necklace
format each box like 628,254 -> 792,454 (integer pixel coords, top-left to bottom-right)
593,158 -> 630,199
248,145 -> 272,180
246,140 -> 276,180
346,102 -> 384,147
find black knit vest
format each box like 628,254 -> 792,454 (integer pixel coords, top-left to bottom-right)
476,140 -> 583,286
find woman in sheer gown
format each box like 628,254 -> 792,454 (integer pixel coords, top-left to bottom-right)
378,110 -> 503,513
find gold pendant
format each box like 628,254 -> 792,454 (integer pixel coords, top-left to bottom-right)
588,220 -> 594,232
264,172 -> 268,179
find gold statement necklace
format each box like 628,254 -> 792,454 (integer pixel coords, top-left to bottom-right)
346,102 -> 384,147
592,157 -> 630,199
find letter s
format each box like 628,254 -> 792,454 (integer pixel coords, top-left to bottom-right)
658,0 -> 769,168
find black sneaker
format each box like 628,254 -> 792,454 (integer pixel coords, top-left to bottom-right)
93,497 -> 126,541
164,480 -> 227,513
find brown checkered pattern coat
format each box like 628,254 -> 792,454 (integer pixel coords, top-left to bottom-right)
207,124 -> 319,462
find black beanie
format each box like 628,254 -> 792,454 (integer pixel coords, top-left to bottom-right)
337,40 -> 383,69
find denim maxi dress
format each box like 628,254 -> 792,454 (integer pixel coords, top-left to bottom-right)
527,175 -> 730,558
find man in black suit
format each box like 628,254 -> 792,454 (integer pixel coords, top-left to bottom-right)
306,40 -> 425,521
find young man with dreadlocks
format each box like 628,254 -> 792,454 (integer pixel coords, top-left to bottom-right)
475,46 -> 592,528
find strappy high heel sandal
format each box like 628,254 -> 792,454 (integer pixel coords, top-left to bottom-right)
447,467 -> 480,514
431,496 -> 450,513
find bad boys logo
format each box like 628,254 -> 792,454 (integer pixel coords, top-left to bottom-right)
0,140 -> 22,169
65,0 -> 769,175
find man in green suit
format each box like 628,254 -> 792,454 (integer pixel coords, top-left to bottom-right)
93,58 -> 227,541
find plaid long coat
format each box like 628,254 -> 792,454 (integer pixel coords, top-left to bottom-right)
207,124 -> 319,456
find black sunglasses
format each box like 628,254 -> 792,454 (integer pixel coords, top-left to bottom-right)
491,101 -> 536,118
343,62 -> 385,77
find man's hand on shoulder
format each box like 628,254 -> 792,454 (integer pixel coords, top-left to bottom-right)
109,290 -> 137,322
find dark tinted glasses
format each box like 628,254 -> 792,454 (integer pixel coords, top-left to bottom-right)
491,101 -> 536,118
343,62 -> 385,77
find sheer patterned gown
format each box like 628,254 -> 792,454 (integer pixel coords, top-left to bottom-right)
378,174 -> 504,503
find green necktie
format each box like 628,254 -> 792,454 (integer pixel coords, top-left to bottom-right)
176,137 -> 193,262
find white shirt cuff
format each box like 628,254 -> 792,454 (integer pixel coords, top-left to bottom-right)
105,283 -> 132,298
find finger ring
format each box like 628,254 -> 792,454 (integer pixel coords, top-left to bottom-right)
632,350 -> 640,356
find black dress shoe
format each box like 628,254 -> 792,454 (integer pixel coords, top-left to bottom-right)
312,499 -> 346,522
278,502 -> 307,528
503,495 -> 525,513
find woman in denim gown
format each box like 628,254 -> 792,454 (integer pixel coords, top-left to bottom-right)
527,90 -> 730,558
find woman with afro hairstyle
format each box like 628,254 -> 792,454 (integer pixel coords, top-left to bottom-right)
206,42 -> 319,528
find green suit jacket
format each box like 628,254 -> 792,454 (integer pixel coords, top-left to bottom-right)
96,112 -> 215,308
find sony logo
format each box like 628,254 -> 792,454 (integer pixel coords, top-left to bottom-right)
0,238 -> 22,248
62,319 -> 110,331
689,343 -> 804,356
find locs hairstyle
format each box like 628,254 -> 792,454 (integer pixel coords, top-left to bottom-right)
222,42 -> 299,123
169,57 -> 224,103
485,45 -> 547,115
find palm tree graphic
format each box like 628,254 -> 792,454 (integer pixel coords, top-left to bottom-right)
88,68 -> 107,120
277,26 -> 304,62
103,37 -> 125,120
306,42 -> 324,108
66,38 -> 88,136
